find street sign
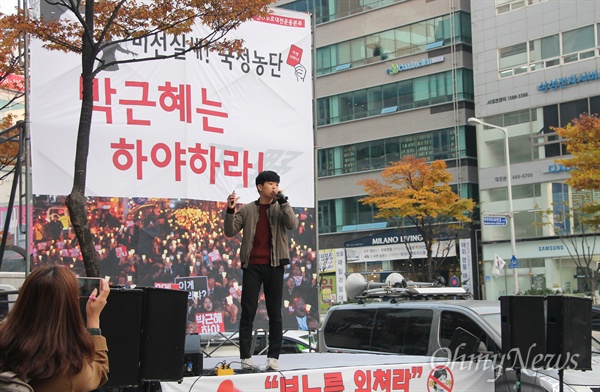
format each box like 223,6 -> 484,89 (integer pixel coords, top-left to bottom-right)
509,255 -> 519,269
483,216 -> 507,226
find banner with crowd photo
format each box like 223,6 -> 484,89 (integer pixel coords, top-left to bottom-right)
29,8 -> 317,333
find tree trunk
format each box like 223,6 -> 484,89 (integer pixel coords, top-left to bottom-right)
67,1 -> 100,277
66,192 -> 99,276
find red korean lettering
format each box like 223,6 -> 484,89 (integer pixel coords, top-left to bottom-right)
188,143 -> 208,174
84,77 -> 117,123
323,372 -> 344,392
372,369 -> 392,391
135,139 -> 148,179
111,138 -> 134,171
301,375 -> 321,392
158,82 -> 192,123
196,88 -> 228,133
119,81 -> 157,126
354,370 -> 371,392
173,142 -> 187,182
188,144 -> 220,184
223,149 -> 264,188
110,138 -> 147,179
391,369 -> 411,391
151,143 -> 172,169
280,375 -> 299,392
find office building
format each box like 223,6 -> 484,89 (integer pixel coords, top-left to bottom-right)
277,0 -> 481,295
471,0 -> 600,298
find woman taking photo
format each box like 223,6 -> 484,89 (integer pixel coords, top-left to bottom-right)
0,265 -> 110,391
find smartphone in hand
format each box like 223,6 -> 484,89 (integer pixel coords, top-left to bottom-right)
77,277 -> 102,297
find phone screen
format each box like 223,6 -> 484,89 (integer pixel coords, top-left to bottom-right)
77,277 -> 101,297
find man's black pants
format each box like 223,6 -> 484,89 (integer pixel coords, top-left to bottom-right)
239,264 -> 284,359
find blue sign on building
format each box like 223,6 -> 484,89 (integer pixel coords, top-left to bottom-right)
483,216 -> 507,226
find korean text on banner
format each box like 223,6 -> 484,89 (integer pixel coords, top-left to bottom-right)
30,9 -> 314,207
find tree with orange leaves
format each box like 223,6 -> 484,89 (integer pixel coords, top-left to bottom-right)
0,0 -> 272,276
358,156 -> 475,281
554,113 -> 600,226
548,113 -> 600,298
0,17 -> 24,173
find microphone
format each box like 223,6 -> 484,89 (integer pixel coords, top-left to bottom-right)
276,192 -> 288,201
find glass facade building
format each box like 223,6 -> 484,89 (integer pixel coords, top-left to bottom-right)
471,0 -> 600,298
277,0 -> 479,295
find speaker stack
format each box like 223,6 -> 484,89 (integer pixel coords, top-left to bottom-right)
81,287 -> 189,389
500,295 -> 592,370
138,287 -> 189,382
546,296 -> 592,370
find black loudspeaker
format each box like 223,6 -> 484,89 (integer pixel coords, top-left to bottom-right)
183,334 -> 204,377
546,296 -> 592,370
138,287 -> 189,381
81,288 -> 144,389
500,295 -> 546,368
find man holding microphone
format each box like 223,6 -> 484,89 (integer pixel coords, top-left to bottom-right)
224,170 -> 298,372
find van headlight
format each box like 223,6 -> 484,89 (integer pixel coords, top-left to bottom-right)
537,375 -> 592,392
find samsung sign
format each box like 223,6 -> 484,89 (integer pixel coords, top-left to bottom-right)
387,56 -> 444,75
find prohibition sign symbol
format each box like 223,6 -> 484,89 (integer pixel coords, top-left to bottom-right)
449,276 -> 459,287
427,365 -> 454,392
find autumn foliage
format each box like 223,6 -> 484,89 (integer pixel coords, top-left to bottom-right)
554,113 -> 600,225
358,157 -> 475,280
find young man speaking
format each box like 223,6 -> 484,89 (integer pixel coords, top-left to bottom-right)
224,170 -> 299,371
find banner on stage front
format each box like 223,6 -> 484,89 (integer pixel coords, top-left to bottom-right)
30,9 -> 314,207
161,359 -> 495,392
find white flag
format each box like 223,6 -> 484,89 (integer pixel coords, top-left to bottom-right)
492,253 -> 506,276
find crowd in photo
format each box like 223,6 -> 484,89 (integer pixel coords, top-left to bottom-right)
31,196 -> 319,333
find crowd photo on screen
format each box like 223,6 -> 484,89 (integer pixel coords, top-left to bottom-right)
31,195 -> 319,333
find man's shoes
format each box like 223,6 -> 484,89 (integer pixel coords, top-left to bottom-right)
241,358 -> 257,370
265,357 -> 279,371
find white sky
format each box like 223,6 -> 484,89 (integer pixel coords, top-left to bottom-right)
0,0 -> 18,15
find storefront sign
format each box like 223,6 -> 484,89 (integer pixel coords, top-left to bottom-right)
387,56 -> 444,75
538,70 -> 599,92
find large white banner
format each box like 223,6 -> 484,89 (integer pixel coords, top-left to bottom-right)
161,359 -> 494,392
30,9 -> 314,207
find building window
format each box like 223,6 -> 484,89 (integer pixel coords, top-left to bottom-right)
529,35 -> 560,71
317,69 -> 473,126
317,127 -> 470,177
499,23 -> 600,78
495,0 -> 547,15
315,12 -> 471,76
562,25 -> 596,63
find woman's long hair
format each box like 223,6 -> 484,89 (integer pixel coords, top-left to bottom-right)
0,265 -> 95,380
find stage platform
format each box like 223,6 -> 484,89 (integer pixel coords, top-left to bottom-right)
161,352 -> 494,391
